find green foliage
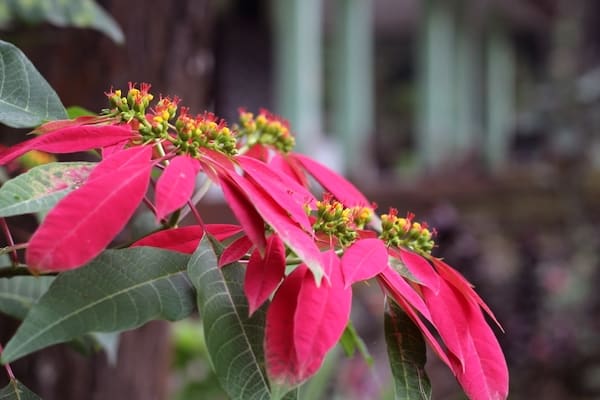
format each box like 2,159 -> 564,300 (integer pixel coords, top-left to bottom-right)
384,299 -> 432,400
339,321 -> 374,366
170,319 -> 228,400
65,106 -> 95,119
1,247 -> 194,363
0,40 -> 67,128
0,162 -> 95,217
0,0 -> 124,44
0,275 -> 120,363
187,235 -> 274,400
171,319 -> 207,368
0,276 -> 54,319
0,379 -> 42,400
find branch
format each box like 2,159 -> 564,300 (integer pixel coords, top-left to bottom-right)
0,265 -> 45,278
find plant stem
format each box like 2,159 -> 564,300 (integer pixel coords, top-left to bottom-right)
178,177 -> 212,222
166,209 -> 181,228
186,200 -> 205,227
154,139 -> 167,159
0,243 -> 28,256
0,343 -> 15,380
238,248 -> 346,266
0,265 -> 43,278
190,177 -> 213,207
142,196 -> 158,216
0,219 -> 18,266
237,144 -> 250,154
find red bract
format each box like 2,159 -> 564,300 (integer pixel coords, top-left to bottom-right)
219,174 -> 268,253
431,258 -> 502,329
288,153 -> 370,207
422,279 -> 508,400
32,115 -> 114,134
341,238 -> 388,288
265,251 -> 351,387
264,264 -> 304,386
244,235 -> 286,315
380,249 -> 509,400
395,247 -> 440,293
27,146 -> 153,271
378,271 -> 453,367
155,155 -> 200,221
133,225 -> 205,253
241,137 -> 370,209
378,265 -> 433,321
237,155 -> 316,229
0,124 -> 135,165
219,235 -> 254,267
292,251 -> 351,374
224,168 -> 326,284
132,224 -> 243,254
269,153 -> 308,187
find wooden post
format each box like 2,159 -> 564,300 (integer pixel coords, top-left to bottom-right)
0,1 -> 215,399
271,0 -> 323,153
332,0 -> 374,176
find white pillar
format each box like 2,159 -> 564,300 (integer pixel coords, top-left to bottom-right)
455,10 -> 480,155
416,0 -> 457,170
332,0 -> 374,176
485,21 -> 515,171
272,0 -> 323,154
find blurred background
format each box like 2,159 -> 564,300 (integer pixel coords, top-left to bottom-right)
2,0 -> 600,399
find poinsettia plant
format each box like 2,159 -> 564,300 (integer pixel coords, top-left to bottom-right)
0,40 -> 508,400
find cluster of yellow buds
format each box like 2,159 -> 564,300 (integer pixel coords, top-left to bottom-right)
105,82 -> 154,119
380,209 -> 435,255
137,96 -> 181,138
104,83 -> 238,157
311,194 -> 373,247
174,110 -> 237,157
236,108 -> 295,153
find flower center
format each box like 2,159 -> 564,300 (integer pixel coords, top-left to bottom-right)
380,210 -> 435,255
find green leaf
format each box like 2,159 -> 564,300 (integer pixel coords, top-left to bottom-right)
187,235 -> 272,400
0,40 -> 67,128
0,275 -> 120,363
65,105 -> 95,119
1,247 -> 194,363
0,276 -> 54,319
339,321 -> 374,366
384,299 -> 431,400
0,162 -> 96,218
0,379 -> 42,400
4,0 -> 124,44
46,0 -> 124,44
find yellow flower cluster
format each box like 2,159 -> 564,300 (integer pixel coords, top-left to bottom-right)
236,108 -> 295,153
380,210 -> 435,255
311,195 -> 373,247
106,82 -> 154,115
104,83 -> 237,157
174,110 -> 237,157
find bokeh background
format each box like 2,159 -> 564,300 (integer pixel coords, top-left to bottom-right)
2,0 -> 600,399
